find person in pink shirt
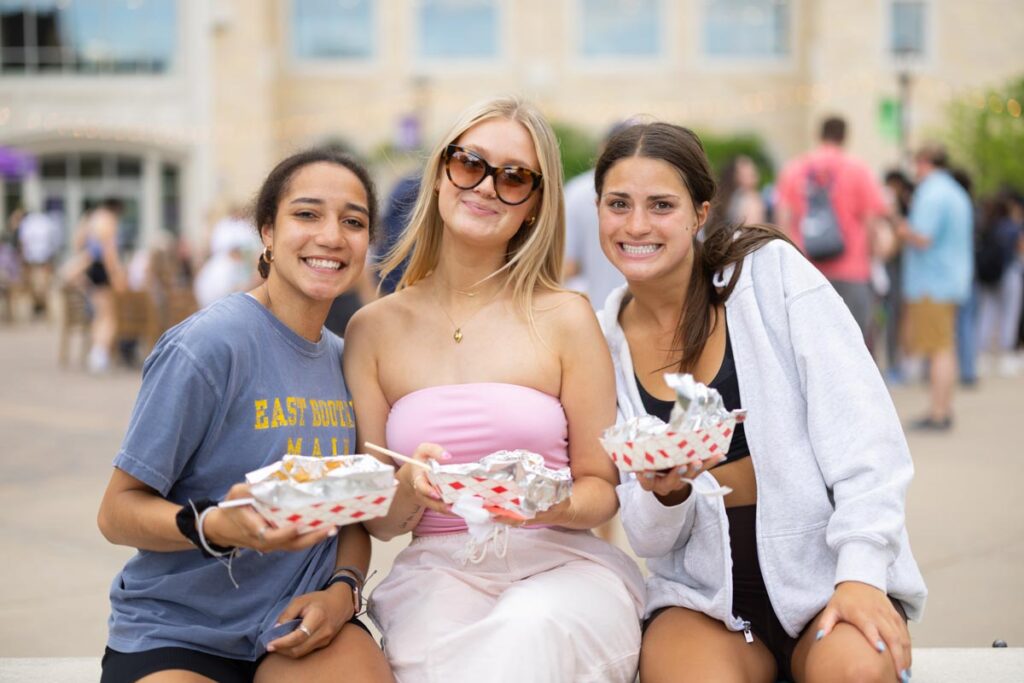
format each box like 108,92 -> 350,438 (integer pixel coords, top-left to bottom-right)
776,117 -> 892,341
344,96 -> 645,683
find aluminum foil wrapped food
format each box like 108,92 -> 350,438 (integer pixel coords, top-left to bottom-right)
426,449 -> 572,520
600,373 -> 746,473
245,454 -> 397,533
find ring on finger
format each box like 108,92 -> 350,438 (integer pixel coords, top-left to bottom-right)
257,526 -> 269,543
298,625 -> 312,638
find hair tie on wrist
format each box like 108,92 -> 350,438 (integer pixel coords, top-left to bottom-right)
175,498 -> 236,559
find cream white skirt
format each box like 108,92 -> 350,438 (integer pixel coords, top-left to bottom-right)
368,527 -> 646,683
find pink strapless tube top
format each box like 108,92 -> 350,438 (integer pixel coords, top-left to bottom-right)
385,382 -> 569,536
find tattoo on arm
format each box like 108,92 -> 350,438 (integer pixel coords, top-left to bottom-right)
398,506 -> 422,530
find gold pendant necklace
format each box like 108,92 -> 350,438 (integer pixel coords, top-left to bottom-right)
431,278 -> 504,344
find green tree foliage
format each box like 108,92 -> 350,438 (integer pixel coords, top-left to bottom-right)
552,121 -> 598,182
552,121 -> 775,189
945,76 -> 1024,196
698,131 -> 776,186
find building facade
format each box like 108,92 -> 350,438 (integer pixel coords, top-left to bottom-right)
1,0 -> 1022,250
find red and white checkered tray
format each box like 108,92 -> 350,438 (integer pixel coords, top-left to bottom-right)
600,414 -> 745,473
247,455 -> 398,534
251,485 -> 397,534
428,472 -> 527,514
425,450 -> 572,519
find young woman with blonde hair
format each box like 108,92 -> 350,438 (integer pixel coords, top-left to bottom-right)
345,96 -> 645,682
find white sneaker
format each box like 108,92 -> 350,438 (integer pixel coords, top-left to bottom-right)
87,347 -> 110,374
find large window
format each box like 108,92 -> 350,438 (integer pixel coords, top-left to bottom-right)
579,0 -> 660,58
703,0 -> 789,59
292,0 -> 373,60
417,0 -> 497,60
0,0 -> 176,74
890,0 -> 927,59
161,163 -> 179,236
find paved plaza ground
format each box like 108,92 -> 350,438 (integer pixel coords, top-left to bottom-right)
0,316 -> 1022,659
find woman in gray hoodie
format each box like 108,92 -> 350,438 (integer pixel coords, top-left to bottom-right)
594,122 -> 926,683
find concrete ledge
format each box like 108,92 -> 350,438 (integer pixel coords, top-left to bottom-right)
0,657 -> 100,682
1,648 -> 1022,682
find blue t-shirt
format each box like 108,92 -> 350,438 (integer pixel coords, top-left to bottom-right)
107,293 -> 356,660
903,170 -> 974,303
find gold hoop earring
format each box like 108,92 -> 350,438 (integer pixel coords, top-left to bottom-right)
525,216 -> 537,227
260,246 -> 274,265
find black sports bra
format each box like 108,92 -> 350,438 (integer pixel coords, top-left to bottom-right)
634,328 -> 750,466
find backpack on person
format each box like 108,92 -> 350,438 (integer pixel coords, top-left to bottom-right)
800,167 -> 845,261
975,221 -> 1013,286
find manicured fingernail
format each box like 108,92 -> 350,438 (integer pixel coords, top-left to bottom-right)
267,645 -> 275,652
441,450 -> 453,460
644,472 -> 655,480
876,639 -> 886,653
815,629 -> 825,641
327,527 -> 338,537
429,492 -> 441,500
900,670 -> 910,682
677,467 -> 687,476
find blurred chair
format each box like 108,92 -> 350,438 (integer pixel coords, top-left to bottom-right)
0,279 -> 13,323
0,242 -> 22,323
114,290 -> 158,362
59,285 -> 91,367
163,287 -> 198,332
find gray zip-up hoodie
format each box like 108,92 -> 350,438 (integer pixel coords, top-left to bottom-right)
600,240 -> 927,637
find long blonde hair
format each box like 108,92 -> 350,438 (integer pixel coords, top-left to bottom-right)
379,96 -> 565,318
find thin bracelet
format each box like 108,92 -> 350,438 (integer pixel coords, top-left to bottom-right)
197,506 -> 233,558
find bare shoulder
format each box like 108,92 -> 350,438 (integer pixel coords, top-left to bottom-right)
533,288 -> 604,347
533,288 -> 594,321
346,288 -> 418,346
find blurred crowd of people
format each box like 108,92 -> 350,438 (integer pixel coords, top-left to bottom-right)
563,116 -> 1023,432
3,117 -> 1021,413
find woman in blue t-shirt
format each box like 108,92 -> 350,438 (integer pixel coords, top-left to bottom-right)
97,149 -> 395,683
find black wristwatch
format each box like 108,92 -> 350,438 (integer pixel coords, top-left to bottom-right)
325,572 -> 362,609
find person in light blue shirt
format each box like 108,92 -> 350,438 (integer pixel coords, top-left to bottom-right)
563,122 -> 635,311
897,143 -> 974,430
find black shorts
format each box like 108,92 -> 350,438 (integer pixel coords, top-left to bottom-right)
645,505 -> 907,682
101,617 -> 372,683
85,259 -> 110,287
101,646 -> 260,683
